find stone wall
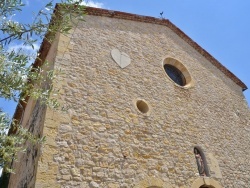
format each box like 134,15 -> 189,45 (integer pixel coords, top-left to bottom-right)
33,15 -> 250,188
7,100 -> 47,188
7,34 -> 59,188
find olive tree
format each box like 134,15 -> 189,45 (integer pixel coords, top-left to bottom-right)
0,0 -> 85,174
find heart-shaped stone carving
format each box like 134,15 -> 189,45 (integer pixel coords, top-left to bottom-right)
111,49 -> 131,69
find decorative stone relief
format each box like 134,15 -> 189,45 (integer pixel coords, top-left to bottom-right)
111,49 -> 131,68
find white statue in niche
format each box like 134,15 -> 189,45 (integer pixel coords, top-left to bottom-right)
194,147 -> 208,176
111,49 -> 131,69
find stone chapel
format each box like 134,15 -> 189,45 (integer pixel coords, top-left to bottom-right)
5,5 -> 250,188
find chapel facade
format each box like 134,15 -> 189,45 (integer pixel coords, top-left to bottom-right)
6,5 -> 250,188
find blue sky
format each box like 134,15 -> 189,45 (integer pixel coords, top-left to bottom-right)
1,0 -> 249,117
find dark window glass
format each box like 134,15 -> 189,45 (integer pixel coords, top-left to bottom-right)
164,64 -> 186,86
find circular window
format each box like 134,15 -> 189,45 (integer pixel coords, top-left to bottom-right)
136,100 -> 149,114
163,57 -> 193,88
164,64 -> 186,86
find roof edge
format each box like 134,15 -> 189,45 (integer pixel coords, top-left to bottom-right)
82,6 -> 247,91
9,4 -> 247,134
9,8 -> 55,134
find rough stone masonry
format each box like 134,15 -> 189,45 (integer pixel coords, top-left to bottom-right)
7,7 -> 250,188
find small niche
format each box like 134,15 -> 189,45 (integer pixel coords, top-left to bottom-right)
136,100 -> 149,114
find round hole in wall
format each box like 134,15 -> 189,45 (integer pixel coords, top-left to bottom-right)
163,57 -> 193,88
136,100 -> 149,114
